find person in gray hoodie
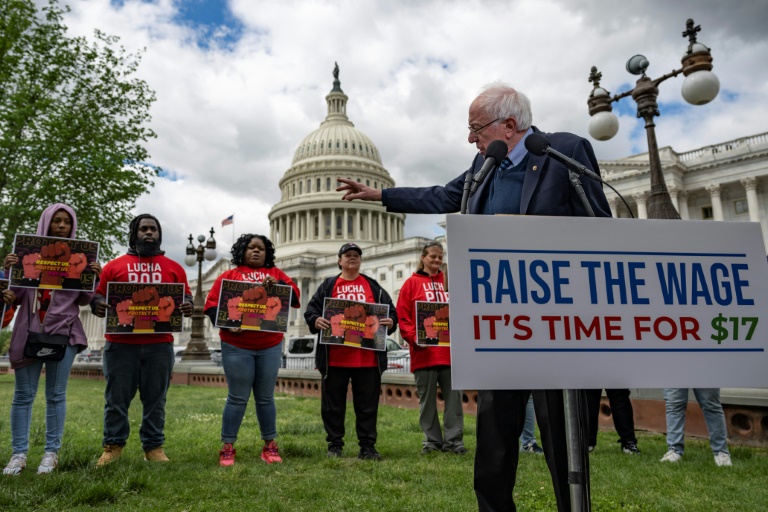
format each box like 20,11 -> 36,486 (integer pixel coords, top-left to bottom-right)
2,203 -> 101,475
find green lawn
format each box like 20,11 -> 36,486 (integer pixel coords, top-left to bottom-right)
0,376 -> 766,511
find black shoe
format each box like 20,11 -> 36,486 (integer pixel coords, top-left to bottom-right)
358,446 -> 381,461
521,442 -> 544,454
327,445 -> 343,458
450,446 -> 468,455
622,442 -> 641,455
421,446 -> 440,455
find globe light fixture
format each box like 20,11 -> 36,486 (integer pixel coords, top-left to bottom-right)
586,18 -> 719,220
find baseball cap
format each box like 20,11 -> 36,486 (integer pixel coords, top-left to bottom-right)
338,243 -> 362,257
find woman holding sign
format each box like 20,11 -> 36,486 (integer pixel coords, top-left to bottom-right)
304,242 -> 398,461
396,240 -> 466,455
204,234 -> 300,467
2,203 -> 101,475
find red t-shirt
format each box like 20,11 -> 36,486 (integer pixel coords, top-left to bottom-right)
96,254 -> 192,344
328,275 -> 378,368
204,266 -> 300,351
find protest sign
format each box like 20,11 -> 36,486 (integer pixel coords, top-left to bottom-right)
10,234 -> 100,291
320,298 -> 389,351
416,301 -> 450,346
105,283 -> 185,334
214,279 -> 291,333
447,215 -> 768,389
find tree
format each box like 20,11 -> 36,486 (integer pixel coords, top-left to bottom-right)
0,0 -> 158,259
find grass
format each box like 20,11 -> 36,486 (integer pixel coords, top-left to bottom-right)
0,375 -> 766,511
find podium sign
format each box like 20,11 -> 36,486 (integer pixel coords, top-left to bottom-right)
446,215 -> 768,389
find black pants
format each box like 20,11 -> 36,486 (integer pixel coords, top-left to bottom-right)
586,389 -> 637,446
475,389 -> 574,512
321,366 -> 381,448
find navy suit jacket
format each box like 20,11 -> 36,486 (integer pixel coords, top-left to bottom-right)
382,127 -> 611,218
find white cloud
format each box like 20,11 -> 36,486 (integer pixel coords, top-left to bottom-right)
57,0 -> 768,271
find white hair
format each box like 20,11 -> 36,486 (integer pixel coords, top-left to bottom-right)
474,81 -> 532,131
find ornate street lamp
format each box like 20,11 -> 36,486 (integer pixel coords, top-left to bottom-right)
587,18 -> 720,219
182,228 -> 217,361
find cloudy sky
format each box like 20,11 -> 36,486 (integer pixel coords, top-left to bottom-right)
57,0 -> 768,273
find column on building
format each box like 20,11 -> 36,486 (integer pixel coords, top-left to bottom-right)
318,209 -> 324,240
377,212 -> 383,242
707,183 -> 724,221
279,216 -> 285,244
608,197 -> 619,218
330,208 -> 336,240
306,210 -> 311,240
741,177 -> 761,222
633,192 -> 648,219
677,191 -> 689,220
367,210 -> 373,241
355,209 -> 361,240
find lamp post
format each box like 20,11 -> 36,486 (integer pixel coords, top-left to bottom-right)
182,228 -> 217,361
587,18 -> 720,220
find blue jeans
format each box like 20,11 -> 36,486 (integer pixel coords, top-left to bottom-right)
663,388 -> 729,455
10,345 -> 78,454
221,341 -> 283,443
102,341 -> 174,450
519,395 -> 537,447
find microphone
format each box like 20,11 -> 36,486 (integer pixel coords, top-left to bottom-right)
524,133 -> 602,182
469,140 -> 509,197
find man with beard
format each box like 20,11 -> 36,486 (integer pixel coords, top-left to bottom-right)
91,214 -> 193,466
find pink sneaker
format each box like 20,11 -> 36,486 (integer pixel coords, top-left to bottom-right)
219,443 -> 236,467
261,441 -> 282,464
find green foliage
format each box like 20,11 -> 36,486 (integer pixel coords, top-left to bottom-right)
0,0 -> 158,259
0,376 -> 767,511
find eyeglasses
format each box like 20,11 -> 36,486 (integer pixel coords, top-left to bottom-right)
468,118 -> 501,135
424,241 -> 443,250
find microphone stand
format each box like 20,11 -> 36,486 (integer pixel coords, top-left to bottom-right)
565,169 -> 593,512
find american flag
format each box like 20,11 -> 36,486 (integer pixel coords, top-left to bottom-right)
221,214 -> 234,227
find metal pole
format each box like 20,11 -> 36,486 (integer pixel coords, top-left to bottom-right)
181,243 -> 211,361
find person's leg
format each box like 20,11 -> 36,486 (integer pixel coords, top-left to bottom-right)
585,389 -> 602,447
474,389 -> 529,512
438,366 -> 464,451
533,389 -> 572,512
693,388 -> 729,455
220,342 -> 256,444
9,360 -> 44,455
321,367 -> 350,449
606,389 -> 637,445
137,342 -> 174,451
520,394 -> 538,448
102,341 -> 140,447
42,345 -> 78,453
351,367 -> 381,449
414,368 -> 443,451
252,342 -> 283,441
663,388 -> 688,454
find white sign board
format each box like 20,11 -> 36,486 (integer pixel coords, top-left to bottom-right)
446,215 -> 768,389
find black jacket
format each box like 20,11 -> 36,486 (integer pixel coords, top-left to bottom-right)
304,273 -> 398,375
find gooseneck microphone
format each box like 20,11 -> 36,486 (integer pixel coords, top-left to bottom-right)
469,140 -> 509,198
524,133 -> 602,182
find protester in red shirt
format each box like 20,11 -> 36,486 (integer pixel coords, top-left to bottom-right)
91,214 -> 193,467
304,243 -> 397,460
396,241 -> 466,455
204,234 -> 300,466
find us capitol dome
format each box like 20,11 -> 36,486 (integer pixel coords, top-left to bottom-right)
268,64 -> 406,259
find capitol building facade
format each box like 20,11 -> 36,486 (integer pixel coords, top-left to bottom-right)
78,69 -> 768,349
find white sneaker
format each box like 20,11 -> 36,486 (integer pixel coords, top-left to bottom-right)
714,451 -> 732,467
3,454 -> 27,476
37,452 -> 58,474
660,449 -> 682,463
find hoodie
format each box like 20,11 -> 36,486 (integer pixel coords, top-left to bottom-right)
395,270 -> 451,372
8,203 -> 92,368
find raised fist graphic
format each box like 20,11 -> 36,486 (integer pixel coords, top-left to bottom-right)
39,242 -> 71,286
131,286 -> 160,331
363,315 -> 380,340
66,253 -> 88,279
156,296 -> 175,322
